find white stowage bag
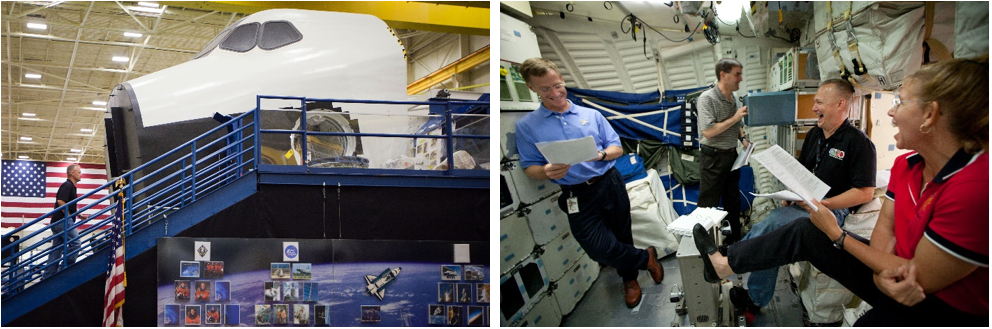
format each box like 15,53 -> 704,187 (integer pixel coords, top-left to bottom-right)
626,169 -> 680,257
807,2 -> 927,90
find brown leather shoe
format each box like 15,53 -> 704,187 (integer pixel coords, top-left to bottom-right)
646,246 -> 664,284
623,279 -> 642,308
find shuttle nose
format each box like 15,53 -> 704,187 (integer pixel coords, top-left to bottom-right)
104,82 -> 140,178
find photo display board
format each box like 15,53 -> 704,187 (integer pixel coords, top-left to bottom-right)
157,238 -> 489,326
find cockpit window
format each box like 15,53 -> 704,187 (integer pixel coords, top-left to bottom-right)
259,21 -> 303,50
193,18 -> 243,60
219,22 -> 260,53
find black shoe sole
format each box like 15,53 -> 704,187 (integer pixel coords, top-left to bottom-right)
730,286 -> 761,313
693,224 -> 721,283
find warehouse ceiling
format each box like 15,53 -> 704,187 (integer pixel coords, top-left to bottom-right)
1,1 -> 489,164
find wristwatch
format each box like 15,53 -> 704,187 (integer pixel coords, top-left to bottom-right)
832,230 -> 848,250
598,151 -> 607,161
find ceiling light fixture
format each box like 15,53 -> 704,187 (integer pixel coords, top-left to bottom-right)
130,6 -> 164,14
67,157 -> 77,161
22,113 -> 36,117
124,32 -> 143,38
82,107 -> 107,111
93,101 -> 107,106
26,23 -> 47,30
25,73 -> 41,79
70,149 -> 81,153
137,2 -> 159,8
112,56 -> 129,62
80,128 -> 93,132
20,137 -> 32,141
18,155 -> 29,159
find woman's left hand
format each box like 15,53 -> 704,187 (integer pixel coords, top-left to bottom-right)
874,264 -> 926,306
807,199 -> 841,237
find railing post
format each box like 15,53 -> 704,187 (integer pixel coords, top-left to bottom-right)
126,176 -> 133,236
236,117 -> 243,177
444,101 -> 455,175
190,143 -> 197,202
254,106 -> 261,170
301,99 -> 308,168
181,159 -> 187,208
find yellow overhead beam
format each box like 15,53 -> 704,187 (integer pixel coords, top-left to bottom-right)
407,45 -> 489,95
169,1 -> 489,35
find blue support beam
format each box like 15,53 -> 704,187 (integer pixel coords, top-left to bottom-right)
258,165 -> 488,189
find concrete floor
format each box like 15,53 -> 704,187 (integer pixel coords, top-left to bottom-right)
560,255 -> 809,327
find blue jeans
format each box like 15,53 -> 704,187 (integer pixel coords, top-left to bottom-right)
742,205 -> 849,307
44,219 -> 80,278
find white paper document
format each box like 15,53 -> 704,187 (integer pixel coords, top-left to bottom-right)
750,145 -> 831,211
667,207 -> 728,237
731,142 -> 756,171
750,190 -> 804,202
535,136 -> 599,166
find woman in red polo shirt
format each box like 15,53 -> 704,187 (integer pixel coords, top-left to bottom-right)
693,55 -> 988,326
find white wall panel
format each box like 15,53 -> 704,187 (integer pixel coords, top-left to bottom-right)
615,39 -> 661,93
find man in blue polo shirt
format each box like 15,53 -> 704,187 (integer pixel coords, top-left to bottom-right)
513,58 -> 663,308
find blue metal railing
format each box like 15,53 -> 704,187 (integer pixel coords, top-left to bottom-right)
1,110 -> 257,297
255,95 -> 490,176
0,95 -> 488,300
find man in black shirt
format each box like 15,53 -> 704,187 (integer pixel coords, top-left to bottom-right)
43,164 -> 89,278
730,79 -> 876,312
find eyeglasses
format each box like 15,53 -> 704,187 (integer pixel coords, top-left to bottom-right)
891,94 -> 929,110
537,82 -> 565,94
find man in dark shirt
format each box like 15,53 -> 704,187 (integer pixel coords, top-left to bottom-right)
43,164 -> 89,278
731,79 -> 876,312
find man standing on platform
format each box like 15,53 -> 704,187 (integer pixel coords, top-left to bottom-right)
514,57 -> 664,308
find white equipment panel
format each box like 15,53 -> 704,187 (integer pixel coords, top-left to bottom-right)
503,160 -> 560,206
540,231 -> 584,282
516,293 -> 562,327
552,253 -> 599,316
499,255 -> 551,326
522,192 -> 569,246
500,214 -> 535,275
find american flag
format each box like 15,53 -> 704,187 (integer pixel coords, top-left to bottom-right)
103,192 -> 126,327
1,161 -> 110,228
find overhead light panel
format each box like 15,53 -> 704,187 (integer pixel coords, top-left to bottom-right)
82,107 -> 106,111
137,2 -> 159,7
715,0 -> 748,25
123,32 -> 143,38
80,128 -> 93,132
112,56 -> 129,62
130,6 -> 164,14
25,73 -> 41,79
67,157 -> 77,161
26,23 -> 47,30
18,155 -> 29,160
93,101 -> 107,106
20,137 -> 33,141
22,113 -> 36,117
70,149 -> 81,153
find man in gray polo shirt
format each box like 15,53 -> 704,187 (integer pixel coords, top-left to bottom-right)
696,58 -> 750,244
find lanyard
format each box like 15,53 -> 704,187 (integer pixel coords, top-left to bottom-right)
813,138 -> 830,175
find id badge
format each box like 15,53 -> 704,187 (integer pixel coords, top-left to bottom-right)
567,197 -> 580,214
